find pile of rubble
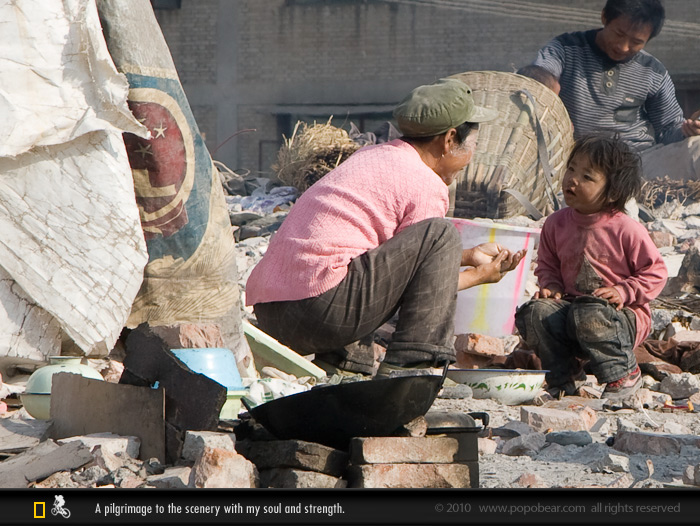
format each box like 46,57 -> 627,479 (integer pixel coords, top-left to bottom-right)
4,176 -> 700,489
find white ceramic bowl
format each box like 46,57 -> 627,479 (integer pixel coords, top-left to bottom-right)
446,369 -> 547,405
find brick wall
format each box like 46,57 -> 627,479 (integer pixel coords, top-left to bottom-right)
153,0 -> 700,175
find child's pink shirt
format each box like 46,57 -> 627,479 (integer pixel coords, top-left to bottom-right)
246,139 -> 449,305
535,207 -> 668,347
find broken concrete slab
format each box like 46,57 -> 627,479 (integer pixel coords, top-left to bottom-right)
242,321 -> 325,379
147,466 -> 191,488
120,325 -> 226,462
259,468 -> 347,489
520,406 -> 596,432
49,373 -> 164,462
0,414 -> 51,454
347,463 -> 471,488
188,447 -> 258,488
182,431 -> 236,463
57,432 -> 140,459
0,440 -> 92,488
613,430 -> 700,455
236,439 -> 348,477
350,436 -> 460,464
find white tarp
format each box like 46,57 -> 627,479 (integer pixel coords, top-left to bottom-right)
0,0 -> 149,358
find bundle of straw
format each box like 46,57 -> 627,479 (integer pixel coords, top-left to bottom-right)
272,118 -> 360,193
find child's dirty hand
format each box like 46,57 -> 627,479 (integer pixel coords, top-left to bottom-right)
593,286 -> 623,310
534,287 -> 562,299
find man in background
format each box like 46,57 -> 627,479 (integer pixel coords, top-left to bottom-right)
531,0 -> 700,180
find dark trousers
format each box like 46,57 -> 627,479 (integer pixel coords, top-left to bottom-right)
254,218 -> 462,372
514,295 -> 637,387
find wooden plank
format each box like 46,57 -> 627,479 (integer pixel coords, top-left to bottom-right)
49,373 -> 165,461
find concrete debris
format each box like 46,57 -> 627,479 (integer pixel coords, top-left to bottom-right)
545,430 -> 593,447
259,468 -> 346,489
658,372 -> 700,399
588,453 -> 631,473
188,447 -> 258,489
520,405 -> 597,432
147,466 -> 192,489
347,463 -> 472,488
182,431 -> 237,463
500,432 -> 546,457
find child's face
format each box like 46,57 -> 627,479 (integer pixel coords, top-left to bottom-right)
562,153 -> 608,214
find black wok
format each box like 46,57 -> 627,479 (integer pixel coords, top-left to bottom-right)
245,374 -> 444,450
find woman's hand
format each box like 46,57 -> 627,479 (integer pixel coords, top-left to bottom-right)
463,242 -> 506,267
457,248 -> 527,290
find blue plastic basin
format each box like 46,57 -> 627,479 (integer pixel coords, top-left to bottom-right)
170,348 -> 243,390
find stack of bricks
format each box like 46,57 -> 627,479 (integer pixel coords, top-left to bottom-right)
347,435 -> 478,488
235,439 -> 348,488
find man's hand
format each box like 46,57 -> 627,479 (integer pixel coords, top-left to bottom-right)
534,287 -> 563,299
682,109 -> 700,137
593,286 -> 624,310
463,242 -> 506,267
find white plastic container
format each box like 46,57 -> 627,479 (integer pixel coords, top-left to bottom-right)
451,218 -> 540,337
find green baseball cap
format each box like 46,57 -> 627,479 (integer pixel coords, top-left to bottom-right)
393,78 -> 498,138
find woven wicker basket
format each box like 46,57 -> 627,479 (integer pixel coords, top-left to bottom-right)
448,71 -> 574,219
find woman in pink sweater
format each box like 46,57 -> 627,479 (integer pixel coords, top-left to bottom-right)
247,78 -> 525,377
515,134 -> 667,401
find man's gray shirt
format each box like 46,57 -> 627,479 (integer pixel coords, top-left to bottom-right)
534,29 -> 685,152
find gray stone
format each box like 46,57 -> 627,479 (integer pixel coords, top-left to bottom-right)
259,468 -> 346,488
545,430 -> 593,447
613,430 -> 700,455
188,447 -> 258,488
658,373 -> 700,399
57,432 -> 140,459
182,431 -> 236,463
501,432 -> 546,457
236,439 -> 348,477
0,416 -> 51,454
0,440 -> 92,488
347,463 -> 471,488
501,421 -> 535,436
72,465 -> 109,486
147,466 -> 192,489
588,453 -> 630,473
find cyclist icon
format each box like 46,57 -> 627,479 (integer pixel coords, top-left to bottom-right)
51,495 -> 71,519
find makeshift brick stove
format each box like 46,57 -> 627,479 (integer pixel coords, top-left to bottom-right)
238,376 -> 489,488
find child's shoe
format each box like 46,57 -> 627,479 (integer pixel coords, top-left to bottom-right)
602,365 -> 642,401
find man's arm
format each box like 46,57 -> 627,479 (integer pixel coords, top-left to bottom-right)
645,72 -> 687,145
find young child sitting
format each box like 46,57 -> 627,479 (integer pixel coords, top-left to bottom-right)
514,134 -> 667,401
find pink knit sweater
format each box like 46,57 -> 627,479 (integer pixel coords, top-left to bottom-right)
535,207 -> 668,347
246,139 -> 449,305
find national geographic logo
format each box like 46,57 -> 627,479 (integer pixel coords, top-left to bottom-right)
34,502 -> 45,518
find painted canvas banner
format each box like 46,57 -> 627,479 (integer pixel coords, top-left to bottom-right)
97,0 -> 238,326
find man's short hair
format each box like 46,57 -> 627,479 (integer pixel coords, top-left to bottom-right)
603,0 -> 665,39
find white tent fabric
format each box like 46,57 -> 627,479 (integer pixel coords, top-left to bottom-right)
0,0 -> 149,358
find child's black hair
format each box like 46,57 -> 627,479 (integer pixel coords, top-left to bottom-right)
567,134 -> 642,213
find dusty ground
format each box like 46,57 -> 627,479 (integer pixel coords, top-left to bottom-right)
432,394 -> 700,488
